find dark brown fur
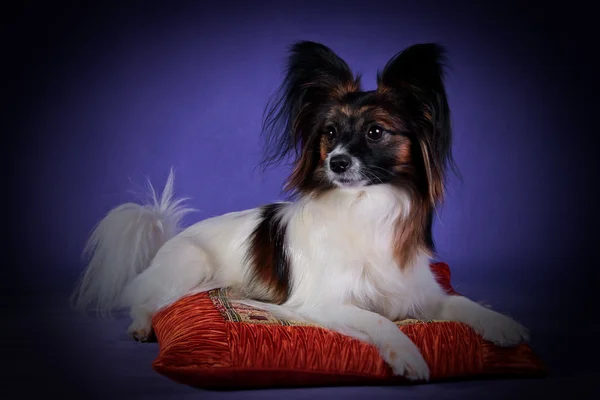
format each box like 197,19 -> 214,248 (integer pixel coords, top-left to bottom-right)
245,203 -> 291,304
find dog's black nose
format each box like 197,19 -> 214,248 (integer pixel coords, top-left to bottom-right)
329,154 -> 351,173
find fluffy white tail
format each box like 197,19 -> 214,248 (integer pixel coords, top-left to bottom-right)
70,168 -> 194,316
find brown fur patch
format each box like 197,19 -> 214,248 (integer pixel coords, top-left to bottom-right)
338,104 -> 352,116
246,204 -> 291,304
327,104 -> 355,120
319,135 -> 329,162
376,85 -> 391,95
418,138 -> 445,205
392,194 -> 432,270
331,79 -> 361,99
368,108 -> 407,133
423,108 -> 433,122
395,139 -> 412,165
285,137 -> 317,193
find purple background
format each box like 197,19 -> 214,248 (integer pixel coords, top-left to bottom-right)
7,0 -> 598,398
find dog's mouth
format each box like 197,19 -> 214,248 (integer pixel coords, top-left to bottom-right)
333,178 -> 368,188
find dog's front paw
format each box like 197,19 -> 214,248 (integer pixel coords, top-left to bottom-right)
476,309 -> 530,347
380,335 -> 430,381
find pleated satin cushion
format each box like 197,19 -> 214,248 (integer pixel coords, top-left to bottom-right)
151,263 -> 546,389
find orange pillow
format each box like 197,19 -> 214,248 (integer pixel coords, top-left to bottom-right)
151,263 -> 546,389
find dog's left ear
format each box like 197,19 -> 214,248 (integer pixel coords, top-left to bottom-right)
377,43 -> 454,205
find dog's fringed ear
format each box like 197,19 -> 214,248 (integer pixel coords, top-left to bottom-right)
261,41 -> 361,192
377,44 -> 455,205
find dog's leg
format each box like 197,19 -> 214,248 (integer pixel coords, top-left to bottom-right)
127,304 -> 154,342
121,238 -> 221,341
303,304 -> 430,381
425,294 -> 530,346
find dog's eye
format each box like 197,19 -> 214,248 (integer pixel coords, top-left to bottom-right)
325,126 -> 337,141
367,125 -> 385,141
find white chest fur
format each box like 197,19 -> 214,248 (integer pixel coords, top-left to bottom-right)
280,185 -> 442,320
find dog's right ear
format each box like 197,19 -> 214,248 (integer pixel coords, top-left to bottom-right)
261,41 -> 361,178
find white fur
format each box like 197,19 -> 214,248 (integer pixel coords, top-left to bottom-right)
70,168 -> 194,316
72,171 -> 529,380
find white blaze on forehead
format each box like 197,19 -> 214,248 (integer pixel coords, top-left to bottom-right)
328,145 -> 349,159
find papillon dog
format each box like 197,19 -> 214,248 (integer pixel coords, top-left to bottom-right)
71,41 -> 529,381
